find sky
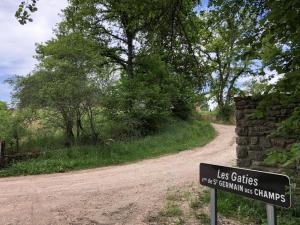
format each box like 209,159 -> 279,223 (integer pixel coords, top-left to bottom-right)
0,0 -> 68,104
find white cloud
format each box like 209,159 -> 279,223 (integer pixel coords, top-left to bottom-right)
0,0 -> 68,103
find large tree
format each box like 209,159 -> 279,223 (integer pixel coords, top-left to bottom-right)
62,0 -> 201,122
13,32 -> 110,145
195,4 -> 260,119
63,0 -> 199,79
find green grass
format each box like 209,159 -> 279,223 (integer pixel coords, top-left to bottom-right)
198,111 -> 235,125
162,201 -> 183,217
0,119 -> 215,177
198,111 -> 218,116
198,189 -> 300,225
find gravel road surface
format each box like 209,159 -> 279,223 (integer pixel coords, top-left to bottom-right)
0,124 -> 236,225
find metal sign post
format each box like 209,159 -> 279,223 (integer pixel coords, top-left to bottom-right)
210,188 -> 217,225
266,204 -> 277,225
199,163 -> 291,225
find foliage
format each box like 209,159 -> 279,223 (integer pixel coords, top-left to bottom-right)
63,0 -> 199,119
0,105 -> 34,153
0,120 -> 215,176
104,54 -> 177,136
63,0 -> 198,79
212,0 -> 300,174
11,32 -> 111,145
277,108 -> 300,139
195,2 -> 260,120
257,98 -> 300,188
198,110 -> 235,125
15,0 -> 38,25
242,78 -> 271,96
11,0 -> 201,154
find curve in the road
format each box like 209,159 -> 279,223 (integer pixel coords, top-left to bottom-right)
0,123 -> 236,225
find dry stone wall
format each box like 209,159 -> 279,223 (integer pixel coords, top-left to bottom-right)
234,97 -> 300,193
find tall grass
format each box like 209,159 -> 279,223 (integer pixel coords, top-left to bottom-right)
0,119 -> 215,177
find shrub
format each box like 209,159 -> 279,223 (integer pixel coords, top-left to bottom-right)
104,54 -> 176,137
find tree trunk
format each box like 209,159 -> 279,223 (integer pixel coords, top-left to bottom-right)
15,134 -> 19,153
127,32 -> 134,79
87,107 -> 98,144
0,141 -> 5,167
65,120 -> 74,147
76,111 -> 84,139
217,100 -> 231,122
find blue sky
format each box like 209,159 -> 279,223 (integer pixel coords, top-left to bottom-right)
0,0 -> 68,104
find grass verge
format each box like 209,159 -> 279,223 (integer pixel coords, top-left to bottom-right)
0,119 -> 215,177
151,185 -> 300,225
198,189 -> 300,225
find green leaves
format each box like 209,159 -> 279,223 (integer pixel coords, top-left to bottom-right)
196,2 -> 260,119
15,0 -> 38,25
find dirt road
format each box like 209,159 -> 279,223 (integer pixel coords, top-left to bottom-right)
0,124 -> 236,225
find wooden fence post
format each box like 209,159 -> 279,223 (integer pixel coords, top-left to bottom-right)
0,140 -> 5,167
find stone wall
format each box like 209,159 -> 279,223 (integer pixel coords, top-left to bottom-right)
234,96 -> 300,193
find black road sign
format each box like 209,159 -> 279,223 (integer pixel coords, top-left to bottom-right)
200,163 -> 291,208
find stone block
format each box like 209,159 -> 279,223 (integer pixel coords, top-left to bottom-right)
237,159 -> 251,168
248,126 -> 271,136
271,105 -> 282,110
270,138 -> 286,148
264,121 -> 277,129
236,120 -> 246,127
244,109 -> 257,114
235,110 -> 244,120
259,137 -> 272,148
235,127 -> 248,136
248,151 -> 265,161
236,137 -> 248,145
268,117 -> 279,122
251,120 -> 265,126
252,160 -> 263,167
244,104 -> 257,109
250,137 -> 259,145
248,145 -> 262,151
236,146 -> 248,158
267,110 -> 281,117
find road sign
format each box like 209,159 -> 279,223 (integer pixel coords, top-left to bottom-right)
200,163 -> 291,208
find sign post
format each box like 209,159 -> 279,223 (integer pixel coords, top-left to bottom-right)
266,204 -> 277,225
199,163 -> 291,225
210,188 -> 217,225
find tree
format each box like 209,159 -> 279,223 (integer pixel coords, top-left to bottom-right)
103,54 -> 177,135
195,4 -> 260,120
242,78 -> 270,96
62,0 -> 200,122
12,32 -> 110,145
0,103 -> 32,152
145,1 -> 203,119
214,0 -> 300,179
63,0 -> 198,79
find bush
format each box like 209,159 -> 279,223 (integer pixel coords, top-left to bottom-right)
104,54 -> 176,137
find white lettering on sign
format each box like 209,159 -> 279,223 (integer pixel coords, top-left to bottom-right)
254,189 -> 286,203
218,180 -> 244,192
217,169 -> 258,186
200,163 -> 291,208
